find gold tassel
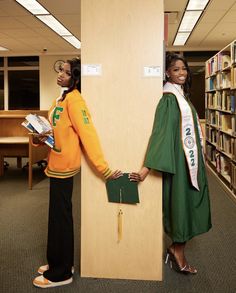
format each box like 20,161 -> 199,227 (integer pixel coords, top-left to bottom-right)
118,208 -> 123,242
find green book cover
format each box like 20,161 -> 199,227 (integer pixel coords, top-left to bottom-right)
106,173 -> 139,204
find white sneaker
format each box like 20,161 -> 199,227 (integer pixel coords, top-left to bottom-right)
38,264 -> 74,275
33,275 -> 73,288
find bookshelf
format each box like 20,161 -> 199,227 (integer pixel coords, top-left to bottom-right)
205,40 -> 236,198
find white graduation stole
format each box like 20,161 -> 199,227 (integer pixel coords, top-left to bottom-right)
163,82 -> 202,191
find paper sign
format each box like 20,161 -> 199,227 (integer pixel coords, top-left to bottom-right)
144,66 -> 161,77
82,64 -> 102,76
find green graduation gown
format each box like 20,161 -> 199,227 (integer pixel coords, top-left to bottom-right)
144,93 -> 212,242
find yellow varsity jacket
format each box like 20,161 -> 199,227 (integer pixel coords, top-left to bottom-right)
44,89 -> 112,179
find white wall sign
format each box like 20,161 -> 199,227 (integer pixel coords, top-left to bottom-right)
143,66 -> 161,77
82,64 -> 102,76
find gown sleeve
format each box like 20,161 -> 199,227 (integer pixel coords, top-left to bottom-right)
144,93 -> 179,174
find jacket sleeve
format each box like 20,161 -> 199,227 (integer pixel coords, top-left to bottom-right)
144,94 -> 178,174
67,92 -> 112,179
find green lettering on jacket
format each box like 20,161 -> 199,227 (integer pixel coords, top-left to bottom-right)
81,109 -> 89,124
53,107 -> 63,126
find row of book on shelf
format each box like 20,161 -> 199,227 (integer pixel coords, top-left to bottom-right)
205,41 -> 236,77
206,52 -> 231,77
206,110 -> 236,134
206,127 -> 236,158
205,69 -> 236,91
206,91 -> 236,112
231,165 -> 236,189
206,145 -> 236,188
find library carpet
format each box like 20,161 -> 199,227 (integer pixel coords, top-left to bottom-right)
0,159 -> 236,293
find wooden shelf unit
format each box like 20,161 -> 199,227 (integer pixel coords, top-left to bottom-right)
205,40 -> 236,199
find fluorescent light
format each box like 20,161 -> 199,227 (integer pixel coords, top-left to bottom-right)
173,32 -> 191,46
36,15 -> 71,36
187,0 -> 210,10
15,0 -> 49,15
173,0 -> 209,46
0,46 -> 9,51
62,36 -> 81,49
15,0 -> 81,49
179,11 -> 202,32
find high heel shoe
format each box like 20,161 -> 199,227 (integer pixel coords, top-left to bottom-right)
165,248 -> 197,275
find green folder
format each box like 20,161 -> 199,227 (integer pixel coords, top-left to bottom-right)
106,173 -> 139,204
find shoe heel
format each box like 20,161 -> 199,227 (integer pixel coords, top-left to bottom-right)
165,253 -> 170,264
165,252 -> 173,269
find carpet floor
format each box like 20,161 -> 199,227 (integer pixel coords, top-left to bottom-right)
0,158 -> 235,293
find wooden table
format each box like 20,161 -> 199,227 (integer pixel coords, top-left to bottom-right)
0,135 -> 48,189
0,136 -> 29,174
0,110 -> 49,189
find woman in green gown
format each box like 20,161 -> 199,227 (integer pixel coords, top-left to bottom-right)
129,53 -> 211,274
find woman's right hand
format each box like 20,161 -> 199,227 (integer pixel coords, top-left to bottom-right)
129,167 -> 150,182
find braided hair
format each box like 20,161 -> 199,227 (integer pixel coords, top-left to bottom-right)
61,57 -> 81,100
165,52 -> 192,99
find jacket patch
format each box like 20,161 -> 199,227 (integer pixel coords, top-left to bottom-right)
53,106 -> 63,126
81,109 -> 89,124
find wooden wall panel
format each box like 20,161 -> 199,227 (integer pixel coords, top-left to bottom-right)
81,0 -> 164,280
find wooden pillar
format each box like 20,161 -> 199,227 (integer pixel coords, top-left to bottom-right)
81,0 -> 164,280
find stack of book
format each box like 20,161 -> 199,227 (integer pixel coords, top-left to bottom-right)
22,114 -> 54,148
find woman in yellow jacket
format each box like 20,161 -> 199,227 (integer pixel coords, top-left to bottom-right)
33,58 -> 121,288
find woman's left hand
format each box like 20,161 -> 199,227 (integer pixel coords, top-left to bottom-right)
32,130 -> 52,144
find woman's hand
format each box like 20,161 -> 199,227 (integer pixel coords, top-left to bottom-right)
107,170 -> 123,180
129,167 -> 150,182
32,130 -> 52,144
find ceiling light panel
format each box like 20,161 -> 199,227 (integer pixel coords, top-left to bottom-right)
173,0 -> 210,46
173,32 -> 191,46
179,10 -> 202,32
15,0 -> 81,50
0,46 -> 9,51
15,0 -> 49,15
186,0 -> 210,11
63,36 -> 81,49
36,15 -> 71,36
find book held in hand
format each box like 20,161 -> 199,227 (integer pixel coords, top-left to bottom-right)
21,114 -> 54,148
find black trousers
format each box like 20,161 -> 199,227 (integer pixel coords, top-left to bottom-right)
43,176 -> 74,282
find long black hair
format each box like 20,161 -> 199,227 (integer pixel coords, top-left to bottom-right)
62,57 -> 81,100
165,52 -> 192,98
